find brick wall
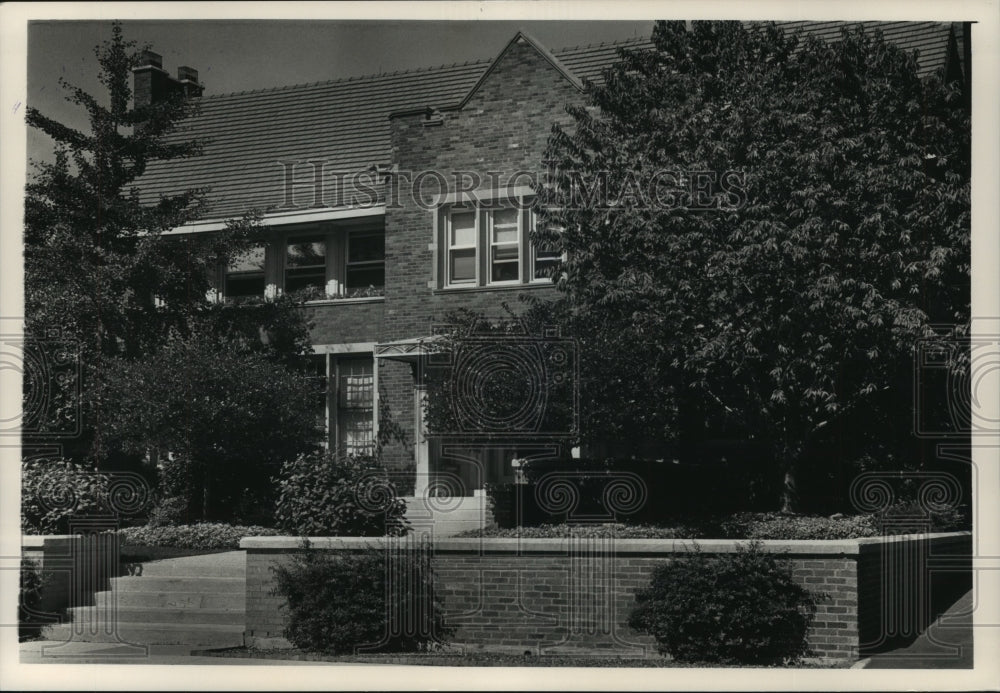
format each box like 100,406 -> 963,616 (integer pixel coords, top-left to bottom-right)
306,299 -> 384,345
376,38 -> 575,474
241,533 -> 971,661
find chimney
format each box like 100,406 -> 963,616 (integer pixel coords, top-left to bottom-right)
133,50 -> 203,109
176,66 -> 204,99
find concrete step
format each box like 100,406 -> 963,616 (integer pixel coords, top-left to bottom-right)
423,520 -> 489,537
41,621 -> 245,647
138,561 -> 244,578
93,589 -> 245,610
109,576 -> 244,593
68,606 -> 244,625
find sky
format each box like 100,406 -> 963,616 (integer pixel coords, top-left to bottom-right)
26,20 -> 655,165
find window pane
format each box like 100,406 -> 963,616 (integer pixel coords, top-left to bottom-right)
348,233 -> 385,263
285,268 -> 326,293
286,236 -> 326,267
491,259 -> 519,282
228,245 -> 265,273
492,208 -> 519,245
451,212 -> 476,247
304,355 -> 327,437
336,358 -> 374,457
450,248 -> 476,282
225,274 -> 265,299
493,245 -> 519,262
346,265 -> 385,292
534,257 -> 560,280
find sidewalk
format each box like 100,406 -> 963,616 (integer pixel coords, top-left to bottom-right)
861,589 -> 974,669
18,640 -> 337,665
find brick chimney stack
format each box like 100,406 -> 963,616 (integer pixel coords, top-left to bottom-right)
133,50 -> 203,109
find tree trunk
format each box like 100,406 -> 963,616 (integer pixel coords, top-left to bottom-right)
780,465 -> 799,514
201,469 -> 211,520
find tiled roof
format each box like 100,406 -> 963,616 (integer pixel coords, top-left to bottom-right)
773,21 -> 963,77
141,23 -> 961,222
139,38 -> 652,220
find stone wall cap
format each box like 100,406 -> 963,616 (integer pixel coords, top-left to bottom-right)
240,531 -> 971,554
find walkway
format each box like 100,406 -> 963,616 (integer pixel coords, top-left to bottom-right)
862,589 -> 974,669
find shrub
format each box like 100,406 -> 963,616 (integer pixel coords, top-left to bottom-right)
21,458 -> 111,534
874,500 -> 969,533
718,512 -> 880,540
457,522 -> 704,539
274,452 -> 409,536
117,523 -> 280,549
628,542 -> 818,665
271,543 -> 451,654
19,558 -> 47,640
146,495 -> 191,527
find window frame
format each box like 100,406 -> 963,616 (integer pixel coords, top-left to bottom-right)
223,244 -> 267,303
344,229 -> 386,297
487,207 -> 522,285
283,234 -> 328,295
437,194 -> 559,290
529,215 -> 563,284
446,206 -> 479,287
331,355 -> 376,457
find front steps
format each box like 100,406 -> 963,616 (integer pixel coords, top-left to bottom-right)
404,494 -> 489,537
42,551 -> 246,649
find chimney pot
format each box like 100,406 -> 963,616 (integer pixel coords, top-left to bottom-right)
140,50 -> 163,69
177,66 -> 199,83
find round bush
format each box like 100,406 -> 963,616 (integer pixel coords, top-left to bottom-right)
274,452 -> 409,536
627,542 -> 818,665
21,458 -> 111,534
271,545 -> 451,654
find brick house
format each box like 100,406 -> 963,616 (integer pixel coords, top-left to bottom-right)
134,23 -> 969,528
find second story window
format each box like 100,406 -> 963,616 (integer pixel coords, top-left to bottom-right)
345,230 -> 385,297
225,245 -> 266,303
285,236 -> 326,294
489,208 -> 520,283
448,208 -> 477,286
530,214 -> 562,281
436,198 -> 560,290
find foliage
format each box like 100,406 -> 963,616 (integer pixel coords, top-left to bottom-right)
536,21 -> 970,510
24,23 -> 249,361
271,544 -> 451,654
117,522 -> 280,549
145,495 -> 191,527
459,522 -> 705,539
274,452 -> 410,537
19,557 -> 48,640
23,24 -> 261,463
96,330 -> 321,521
717,512 -> 878,540
23,22 -> 320,528
485,456 -> 774,529
21,458 -> 111,534
628,542 -> 818,664
421,307 -> 577,446
464,508 -> 970,539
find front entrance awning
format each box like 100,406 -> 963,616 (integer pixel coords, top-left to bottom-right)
374,334 -> 446,363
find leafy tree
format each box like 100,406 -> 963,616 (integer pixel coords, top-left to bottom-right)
536,22 -> 970,511
24,23 -> 260,459
96,329 -> 321,522
24,24 -> 323,527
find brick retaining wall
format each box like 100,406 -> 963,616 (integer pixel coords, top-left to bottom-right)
240,532 -> 971,662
